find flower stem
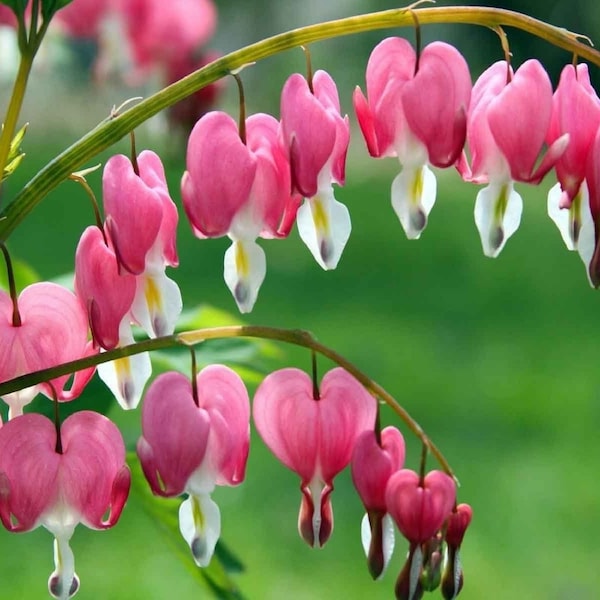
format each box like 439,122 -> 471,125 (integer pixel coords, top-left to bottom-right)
0,5 -> 598,241
0,325 -> 456,480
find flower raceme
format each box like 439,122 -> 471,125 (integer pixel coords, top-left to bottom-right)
280,69 -> 351,270
459,59 -> 568,257
137,367 -> 250,567
182,111 -> 301,313
0,411 -> 130,600
354,38 -> 471,240
253,367 -> 377,548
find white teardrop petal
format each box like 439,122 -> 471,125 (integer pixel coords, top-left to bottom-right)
179,494 -> 221,568
223,238 -> 266,313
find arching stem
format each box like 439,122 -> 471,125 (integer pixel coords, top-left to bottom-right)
0,242 -> 21,326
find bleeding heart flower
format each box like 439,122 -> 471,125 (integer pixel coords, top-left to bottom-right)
441,503 -> 473,600
0,282 -> 95,418
351,426 -> 405,579
253,366 -> 376,548
137,366 -> 250,567
0,411 -> 130,600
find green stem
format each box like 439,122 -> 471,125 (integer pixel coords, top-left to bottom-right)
0,6 -> 599,241
0,325 -> 454,479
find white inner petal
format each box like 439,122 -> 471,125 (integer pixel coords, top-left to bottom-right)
223,238 -> 267,313
178,494 -> 221,568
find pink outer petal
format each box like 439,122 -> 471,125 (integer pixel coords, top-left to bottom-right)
74,226 -> 137,350
487,59 -> 554,182
354,86 -> 380,157
253,368 -> 319,481
465,61 -> 512,182
402,42 -> 471,168
281,74 -> 337,197
585,129 -> 600,285
253,367 -> 376,484
312,70 -> 349,186
317,367 -> 377,481
103,154 -> 164,275
0,283 -> 92,397
351,426 -> 406,512
385,469 -> 456,544
245,113 -> 300,239
195,365 -> 250,486
366,37 -> 416,158
60,411 -> 129,529
182,111 -> 257,237
0,414 -> 59,531
445,503 -> 473,548
138,372 -> 210,496
548,64 -> 600,200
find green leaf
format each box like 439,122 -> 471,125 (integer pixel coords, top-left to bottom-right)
127,453 -> 247,599
41,0 -> 75,21
0,0 -> 27,18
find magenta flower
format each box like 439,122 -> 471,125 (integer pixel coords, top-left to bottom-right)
253,367 -> 376,548
0,282 -> 95,418
103,150 -> 182,339
460,59 -> 568,257
441,503 -> 473,600
137,367 -> 250,567
351,426 -> 405,579
118,0 -> 216,76
354,38 -> 471,239
0,411 -> 130,599
75,225 -> 151,409
580,128 -> 600,286
182,111 -> 300,312
281,70 -> 351,270
545,64 -> 600,263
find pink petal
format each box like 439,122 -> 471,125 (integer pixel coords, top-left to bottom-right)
253,367 -> 319,481
60,411 -> 129,529
445,503 -> 473,548
194,365 -> 250,486
281,73 -> 337,197
353,86 -> 380,157
103,153 -> 164,275
385,469 -> 456,544
487,59 -> 554,182
182,111 -> 256,237
74,226 -> 136,350
0,414 -> 59,531
351,426 -> 406,512
402,42 -> 471,168
138,372 -> 210,496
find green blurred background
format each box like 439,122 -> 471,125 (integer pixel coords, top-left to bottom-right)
1,0 -> 599,598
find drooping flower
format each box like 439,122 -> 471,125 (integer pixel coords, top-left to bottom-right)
253,367 -> 376,548
281,70 -> 351,269
137,367 -> 250,567
0,411 -> 130,599
441,503 -> 473,600
386,469 -> 456,600
103,150 -> 182,339
460,59 -> 568,257
354,38 -> 471,239
0,282 -> 95,418
545,64 -> 600,275
182,110 -> 300,312
351,426 -> 405,579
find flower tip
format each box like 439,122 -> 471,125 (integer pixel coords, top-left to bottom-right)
48,572 -> 79,600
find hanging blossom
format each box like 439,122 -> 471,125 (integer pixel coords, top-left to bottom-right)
581,128 -> 600,286
280,69 -> 351,270
0,282 -> 95,418
459,59 -> 568,257
75,150 -> 180,409
354,37 -> 471,239
545,63 -> 600,279
137,367 -> 250,567
0,411 -> 130,600
253,367 -> 376,548
385,469 -> 456,600
182,111 -> 300,312
351,426 -> 405,580
441,503 -> 473,600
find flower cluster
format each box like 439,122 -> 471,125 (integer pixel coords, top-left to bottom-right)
2,4 -> 600,597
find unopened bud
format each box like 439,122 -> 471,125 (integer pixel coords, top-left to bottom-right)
420,534 -> 443,591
